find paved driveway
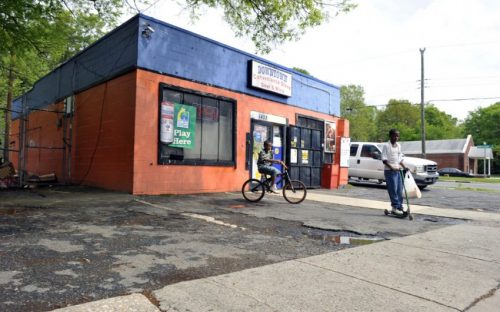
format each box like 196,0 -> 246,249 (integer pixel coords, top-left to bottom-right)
0,185 -> 467,312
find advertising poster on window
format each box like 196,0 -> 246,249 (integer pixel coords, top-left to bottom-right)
160,101 -> 174,144
170,103 -> 197,149
325,121 -> 336,153
301,150 -> 309,164
340,137 -> 351,167
290,148 -> 298,164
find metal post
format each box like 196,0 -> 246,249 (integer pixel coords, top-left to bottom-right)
18,96 -> 27,187
420,48 -> 426,158
483,143 -> 487,178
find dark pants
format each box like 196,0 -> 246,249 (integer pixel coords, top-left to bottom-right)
384,170 -> 403,209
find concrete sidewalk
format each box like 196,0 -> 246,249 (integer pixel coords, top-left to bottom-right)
305,191 -> 500,222
51,193 -> 500,312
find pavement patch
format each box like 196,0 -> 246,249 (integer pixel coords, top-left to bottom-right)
0,271 -> 22,286
36,239 -> 85,253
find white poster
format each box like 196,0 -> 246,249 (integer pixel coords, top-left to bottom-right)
160,101 -> 174,143
290,148 -> 298,164
340,137 -> 351,168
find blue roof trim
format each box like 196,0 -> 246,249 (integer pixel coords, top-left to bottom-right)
138,14 -> 339,89
12,14 -> 340,119
12,17 -> 140,119
137,15 -> 339,116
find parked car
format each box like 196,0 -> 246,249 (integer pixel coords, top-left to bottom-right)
348,142 -> 439,189
437,167 -> 473,177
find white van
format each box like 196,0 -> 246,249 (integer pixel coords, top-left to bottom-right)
349,142 -> 439,189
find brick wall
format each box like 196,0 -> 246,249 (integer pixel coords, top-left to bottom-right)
71,72 -> 136,192
132,69 -> 348,195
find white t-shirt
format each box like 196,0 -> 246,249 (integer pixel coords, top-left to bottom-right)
381,141 -> 404,170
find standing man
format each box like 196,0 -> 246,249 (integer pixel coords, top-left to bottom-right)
381,129 -> 407,215
257,140 -> 286,193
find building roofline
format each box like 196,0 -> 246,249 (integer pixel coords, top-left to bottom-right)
138,14 -> 339,90
13,14 -> 140,103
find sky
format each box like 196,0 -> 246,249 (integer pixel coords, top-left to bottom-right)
127,0 -> 500,121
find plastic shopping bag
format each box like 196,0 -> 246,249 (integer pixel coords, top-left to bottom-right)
403,171 -> 422,199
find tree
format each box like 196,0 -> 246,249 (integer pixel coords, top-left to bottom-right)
375,100 -> 463,142
463,102 -> 500,173
1,0 -> 357,161
340,85 -> 377,141
292,67 -> 311,75
376,99 -> 420,141
1,0 -> 122,161
424,104 -> 463,140
185,0 -> 357,54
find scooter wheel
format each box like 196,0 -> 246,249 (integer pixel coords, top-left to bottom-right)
409,214 -> 414,221
384,209 -> 389,215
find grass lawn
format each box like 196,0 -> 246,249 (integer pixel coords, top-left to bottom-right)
439,175 -> 500,184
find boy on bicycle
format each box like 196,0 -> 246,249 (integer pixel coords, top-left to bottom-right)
257,140 -> 287,193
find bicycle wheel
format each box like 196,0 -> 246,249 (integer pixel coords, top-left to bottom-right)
283,180 -> 307,204
241,179 -> 265,202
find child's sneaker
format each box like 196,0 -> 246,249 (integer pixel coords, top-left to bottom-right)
270,185 -> 279,194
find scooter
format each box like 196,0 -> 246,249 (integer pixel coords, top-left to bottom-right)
384,170 -> 414,221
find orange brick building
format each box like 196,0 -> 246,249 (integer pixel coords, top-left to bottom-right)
10,14 -> 349,195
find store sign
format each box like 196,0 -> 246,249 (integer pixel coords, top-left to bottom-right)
170,103 -> 197,149
250,60 -> 292,97
250,111 -> 287,125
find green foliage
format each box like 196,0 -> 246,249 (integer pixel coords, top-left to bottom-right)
375,99 -> 420,141
340,85 -> 377,141
375,100 -> 463,142
292,67 -> 311,75
185,0 -> 357,54
463,102 -> 500,173
424,104 -> 463,140
439,176 -> 500,184
1,0 -> 123,161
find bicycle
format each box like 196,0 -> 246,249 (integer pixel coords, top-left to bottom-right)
241,169 -> 307,204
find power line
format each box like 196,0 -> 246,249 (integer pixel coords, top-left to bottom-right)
429,97 -> 500,102
427,82 -> 500,88
426,40 -> 500,49
361,96 -> 500,108
428,74 -> 500,81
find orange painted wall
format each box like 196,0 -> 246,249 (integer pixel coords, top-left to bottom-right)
8,73 -> 137,192
133,69 -> 348,195
70,72 -> 136,192
8,102 -> 66,180
9,69 -> 349,194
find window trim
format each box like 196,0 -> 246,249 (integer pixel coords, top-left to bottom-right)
158,83 -> 237,167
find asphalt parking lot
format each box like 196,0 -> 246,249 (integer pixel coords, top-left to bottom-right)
0,180 -> 496,311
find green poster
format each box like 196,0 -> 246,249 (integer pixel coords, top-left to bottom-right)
170,103 -> 196,149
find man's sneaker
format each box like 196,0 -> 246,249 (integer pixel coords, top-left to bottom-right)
391,208 -> 403,215
270,185 -> 279,194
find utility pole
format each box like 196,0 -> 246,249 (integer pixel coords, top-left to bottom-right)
420,48 -> 426,158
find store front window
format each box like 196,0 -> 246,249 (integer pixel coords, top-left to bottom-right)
158,84 -> 235,165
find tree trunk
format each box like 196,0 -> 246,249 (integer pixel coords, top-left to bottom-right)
3,51 -> 16,162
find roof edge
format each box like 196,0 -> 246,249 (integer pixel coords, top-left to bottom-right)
138,14 -> 339,90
